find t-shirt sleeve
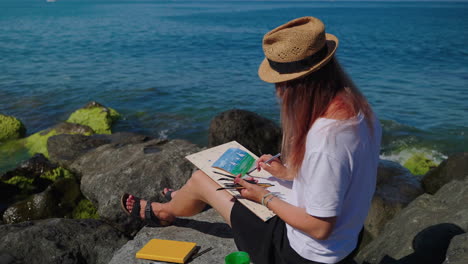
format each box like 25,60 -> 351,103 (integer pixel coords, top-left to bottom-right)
298,151 -> 351,218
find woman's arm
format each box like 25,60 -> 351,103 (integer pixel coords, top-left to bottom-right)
267,193 -> 336,240
235,177 -> 336,240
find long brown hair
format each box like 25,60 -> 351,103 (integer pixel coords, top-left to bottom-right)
276,57 -> 374,177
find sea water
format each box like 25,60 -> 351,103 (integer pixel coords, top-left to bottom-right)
0,0 -> 467,172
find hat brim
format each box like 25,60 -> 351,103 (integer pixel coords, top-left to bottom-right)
258,33 -> 338,83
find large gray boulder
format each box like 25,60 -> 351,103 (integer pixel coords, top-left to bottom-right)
444,233 -> 468,264
69,138 -> 201,231
422,152 -> 468,194
208,109 -> 281,156
0,218 -> 128,264
109,209 -> 236,264
356,177 -> 468,264
48,132 -> 151,169
364,160 -> 424,242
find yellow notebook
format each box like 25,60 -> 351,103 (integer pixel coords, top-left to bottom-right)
136,239 -> 197,263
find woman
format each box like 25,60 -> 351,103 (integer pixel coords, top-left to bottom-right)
122,17 -> 381,264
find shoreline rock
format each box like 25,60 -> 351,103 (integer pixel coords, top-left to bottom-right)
444,233 -> 468,264
71,137 -> 201,233
0,114 -> 26,142
24,122 -> 94,157
66,101 -> 121,135
2,177 -> 81,224
363,159 -> 424,245
422,152 -> 468,194
356,176 -> 468,264
48,132 -> 150,169
109,209 -> 236,264
209,109 -> 281,156
1,106 -> 467,263
1,101 -> 121,162
0,218 -> 128,264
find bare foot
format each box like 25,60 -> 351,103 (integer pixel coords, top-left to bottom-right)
125,195 -> 174,223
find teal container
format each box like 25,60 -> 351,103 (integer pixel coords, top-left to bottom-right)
224,251 -> 250,264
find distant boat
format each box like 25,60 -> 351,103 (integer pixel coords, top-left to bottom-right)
46,0 -> 56,2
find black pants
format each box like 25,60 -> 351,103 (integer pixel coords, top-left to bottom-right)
230,201 -> 362,264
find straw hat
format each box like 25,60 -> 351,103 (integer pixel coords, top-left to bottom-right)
258,17 -> 339,83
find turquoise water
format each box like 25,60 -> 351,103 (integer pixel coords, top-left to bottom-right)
0,0 -> 467,171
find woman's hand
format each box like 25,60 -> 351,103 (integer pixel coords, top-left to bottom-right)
234,175 -> 269,204
256,154 -> 291,180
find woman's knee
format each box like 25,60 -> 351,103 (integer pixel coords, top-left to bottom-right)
188,170 -> 209,186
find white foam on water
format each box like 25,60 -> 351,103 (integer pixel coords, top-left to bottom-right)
158,129 -> 169,140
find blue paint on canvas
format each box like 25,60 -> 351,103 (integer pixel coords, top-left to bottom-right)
212,148 -> 255,176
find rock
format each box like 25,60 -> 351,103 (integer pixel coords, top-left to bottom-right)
444,233 -> 468,264
403,152 -> 438,175
39,167 -> 75,182
72,199 -> 99,220
0,154 -> 59,201
70,138 -> 201,231
355,177 -> 468,264
19,102 -> 120,158
0,218 -> 128,264
48,132 -> 151,168
0,114 -> 26,142
3,186 -> 60,224
422,152 -> 468,194
1,153 -> 57,181
1,175 -> 40,198
364,159 -> 424,241
208,109 -> 281,156
2,177 -> 81,224
24,122 -> 94,157
0,181 -> 19,205
1,153 -> 80,224
1,153 -> 77,198
109,209 -> 236,264
66,101 -> 121,134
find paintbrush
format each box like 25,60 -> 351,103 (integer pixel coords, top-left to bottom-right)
216,183 -> 274,191
246,153 -> 281,175
213,171 -> 260,183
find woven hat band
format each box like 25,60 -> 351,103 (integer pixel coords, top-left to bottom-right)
267,43 -> 330,74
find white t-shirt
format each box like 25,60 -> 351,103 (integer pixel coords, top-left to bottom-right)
285,112 -> 381,263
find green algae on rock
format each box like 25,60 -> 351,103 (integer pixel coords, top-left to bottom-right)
40,167 -> 74,182
422,152 -> 468,194
403,153 -> 438,175
66,101 -> 121,134
72,199 -> 99,219
3,176 -> 35,194
2,188 -> 61,223
2,177 -> 82,224
24,122 -> 94,157
0,114 -> 26,142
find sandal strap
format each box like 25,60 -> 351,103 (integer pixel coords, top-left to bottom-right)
144,201 -> 152,222
131,196 -> 141,218
145,201 -> 160,226
164,190 -> 173,202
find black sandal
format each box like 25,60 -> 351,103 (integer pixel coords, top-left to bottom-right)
161,188 -> 174,202
120,193 -> 171,227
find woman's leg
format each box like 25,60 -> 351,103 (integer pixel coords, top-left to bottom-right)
126,170 -> 236,226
